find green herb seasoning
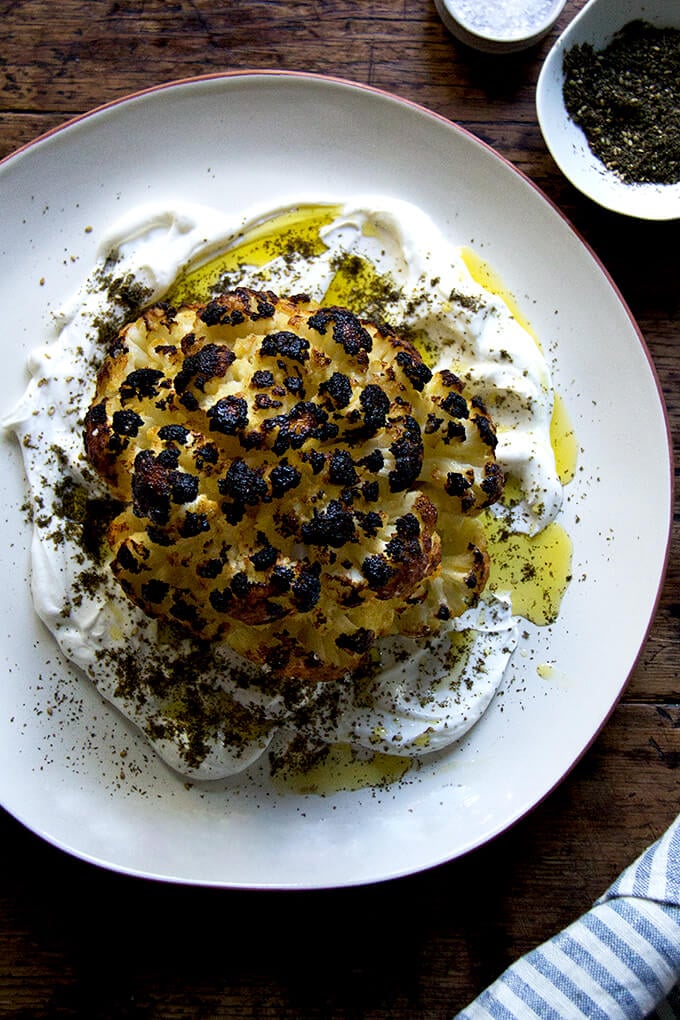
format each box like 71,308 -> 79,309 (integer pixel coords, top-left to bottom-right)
562,20 -> 680,185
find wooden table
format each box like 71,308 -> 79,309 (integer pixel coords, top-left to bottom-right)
1,2 -> 678,1016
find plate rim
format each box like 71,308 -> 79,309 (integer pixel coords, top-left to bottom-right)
0,69 -> 674,888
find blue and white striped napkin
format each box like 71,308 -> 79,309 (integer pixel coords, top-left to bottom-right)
456,814 -> 680,1019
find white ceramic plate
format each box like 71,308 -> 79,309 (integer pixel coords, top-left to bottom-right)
537,0 -> 680,220
0,73 -> 671,888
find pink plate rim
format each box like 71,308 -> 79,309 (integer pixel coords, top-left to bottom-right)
1,68 -> 673,879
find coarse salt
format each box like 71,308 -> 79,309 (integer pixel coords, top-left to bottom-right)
452,0 -> 557,39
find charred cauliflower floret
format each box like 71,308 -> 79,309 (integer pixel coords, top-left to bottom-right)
84,287 -> 503,681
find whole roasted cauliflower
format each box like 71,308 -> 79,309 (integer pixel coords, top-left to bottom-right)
84,287 -> 503,681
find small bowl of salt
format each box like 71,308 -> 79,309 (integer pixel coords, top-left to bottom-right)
434,0 -> 568,54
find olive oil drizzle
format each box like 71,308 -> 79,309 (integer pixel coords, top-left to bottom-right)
168,205 -> 340,305
460,248 -> 575,627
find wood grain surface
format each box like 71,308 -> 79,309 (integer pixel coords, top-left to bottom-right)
1,1 -> 679,1017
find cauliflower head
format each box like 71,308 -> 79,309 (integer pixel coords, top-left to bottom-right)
84,287 -> 503,681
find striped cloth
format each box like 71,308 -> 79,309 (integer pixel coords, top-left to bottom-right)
456,814 -> 680,1020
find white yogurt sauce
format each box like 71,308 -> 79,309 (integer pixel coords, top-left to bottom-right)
5,196 -> 563,781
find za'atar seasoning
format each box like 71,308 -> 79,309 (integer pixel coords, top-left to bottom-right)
562,20 -> 680,185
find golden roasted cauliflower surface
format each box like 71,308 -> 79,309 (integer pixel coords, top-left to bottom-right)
84,287 -> 503,681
